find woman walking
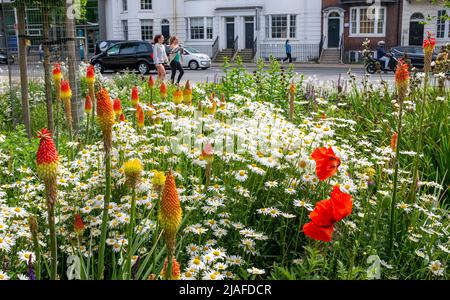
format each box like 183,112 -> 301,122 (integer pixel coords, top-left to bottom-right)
153,34 -> 169,81
169,36 -> 185,85
282,39 -> 292,63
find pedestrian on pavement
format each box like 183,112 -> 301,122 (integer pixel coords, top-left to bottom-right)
39,43 -> 44,62
153,34 -> 169,81
168,36 -> 185,85
26,39 -> 31,56
282,39 -> 292,63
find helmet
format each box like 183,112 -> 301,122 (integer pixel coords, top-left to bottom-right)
377,41 -> 385,46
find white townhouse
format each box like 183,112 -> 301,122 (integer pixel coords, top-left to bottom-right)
401,0 -> 450,47
103,0 -> 322,62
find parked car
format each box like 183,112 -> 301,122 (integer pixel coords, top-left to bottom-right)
181,46 -> 211,70
90,41 -> 155,75
391,46 -> 438,70
94,40 -> 124,56
0,49 -> 14,64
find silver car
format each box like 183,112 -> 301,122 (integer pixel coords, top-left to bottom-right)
181,46 -> 211,70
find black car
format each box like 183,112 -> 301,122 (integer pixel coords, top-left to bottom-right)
391,46 -> 438,70
94,40 -> 123,56
90,41 -> 155,75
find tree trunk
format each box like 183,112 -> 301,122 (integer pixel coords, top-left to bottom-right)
16,2 -> 31,138
65,0 -> 80,132
42,2 -> 54,132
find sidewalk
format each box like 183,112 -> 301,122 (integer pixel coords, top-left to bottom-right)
211,62 -> 364,69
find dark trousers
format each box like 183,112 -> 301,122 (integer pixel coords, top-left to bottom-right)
283,52 -> 292,63
170,60 -> 184,84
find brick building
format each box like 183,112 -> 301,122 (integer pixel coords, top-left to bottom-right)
321,0 -> 402,63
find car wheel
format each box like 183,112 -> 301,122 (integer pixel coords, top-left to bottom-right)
138,62 -> 149,75
93,62 -> 104,73
189,60 -> 199,70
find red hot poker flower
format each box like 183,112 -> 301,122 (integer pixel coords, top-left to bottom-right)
60,80 -> 72,101
148,75 -> 155,88
395,59 -> 410,93
160,82 -> 168,98
131,86 -> 139,108
311,147 -> 341,181
36,128 -> 59,181
85,95 -> 92,114
136,104 -> 145,128
86,65 -> 95,85
73,214 -> 85,235
390,132 -> 398,152
53,63 -> 62,83
119,113 -> 126,122
113,98 -> 122,115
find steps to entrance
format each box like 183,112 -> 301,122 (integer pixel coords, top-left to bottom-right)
214,48 -> 255,63
320,49 -> 341,64
213,49 -> 234,63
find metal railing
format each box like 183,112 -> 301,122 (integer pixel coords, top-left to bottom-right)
231,35 -> 239,61
211,35 -> 219,60
339,33 -> 344,64
319,34 -> 326,61
252,36 -> 257,59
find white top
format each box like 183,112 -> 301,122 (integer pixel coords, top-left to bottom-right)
153,43 -> 168,64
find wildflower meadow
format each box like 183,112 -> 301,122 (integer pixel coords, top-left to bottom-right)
0,34 -> 449,281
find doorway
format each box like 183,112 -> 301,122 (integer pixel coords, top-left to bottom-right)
327,12 -> 340,48
226,17 -> 235,49
245,17 -> 254,49
161,19 -> 170,42
409,13 -> 424,46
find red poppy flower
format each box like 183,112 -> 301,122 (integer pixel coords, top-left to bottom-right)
303,185 -> 352,242
311,147 -> 341,181
303,222 -> 334,243
330,185 -> 352,222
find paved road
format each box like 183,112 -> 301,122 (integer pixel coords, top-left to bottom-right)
0,64 -> 395,87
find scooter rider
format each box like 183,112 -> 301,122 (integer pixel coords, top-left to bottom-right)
376,41 -> 390,71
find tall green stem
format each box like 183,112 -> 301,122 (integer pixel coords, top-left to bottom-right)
126,188 -> 137,279
389,97 -> 405,255
47,203 -> 57,280
409,73 -> 429,204
98,152 -> 111,279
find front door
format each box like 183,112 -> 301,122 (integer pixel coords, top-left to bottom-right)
161,25 -> 170,42
226,18 -> 235,49
409,22 -> 424,46
328,18 -> 340,48
245,17 -> 254,49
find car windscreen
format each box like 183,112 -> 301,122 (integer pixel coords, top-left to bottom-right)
184,47 -> 199,54
106,44 -> 120,55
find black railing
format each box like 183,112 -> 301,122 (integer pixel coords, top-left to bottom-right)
232,36 -> 239,60
212,35 -> 219,60
339,33 -> 344,64
319,34 -> 325,61
252,36 -> 257,59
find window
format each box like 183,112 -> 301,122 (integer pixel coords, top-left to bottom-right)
122,0 -> 127,12
350,7 -> 386,36
206,17 -> 213,39
140,0 -> 152,10
186,17 -> 213,40
265,15 -> 297,39
437,10 -> 447,38
107,44 -> 120,56
140,19 -> 153,41
289,15 -> 296,39
122,20 -> 128,40
137,42 -> 152,53
120,43 -> 137,55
